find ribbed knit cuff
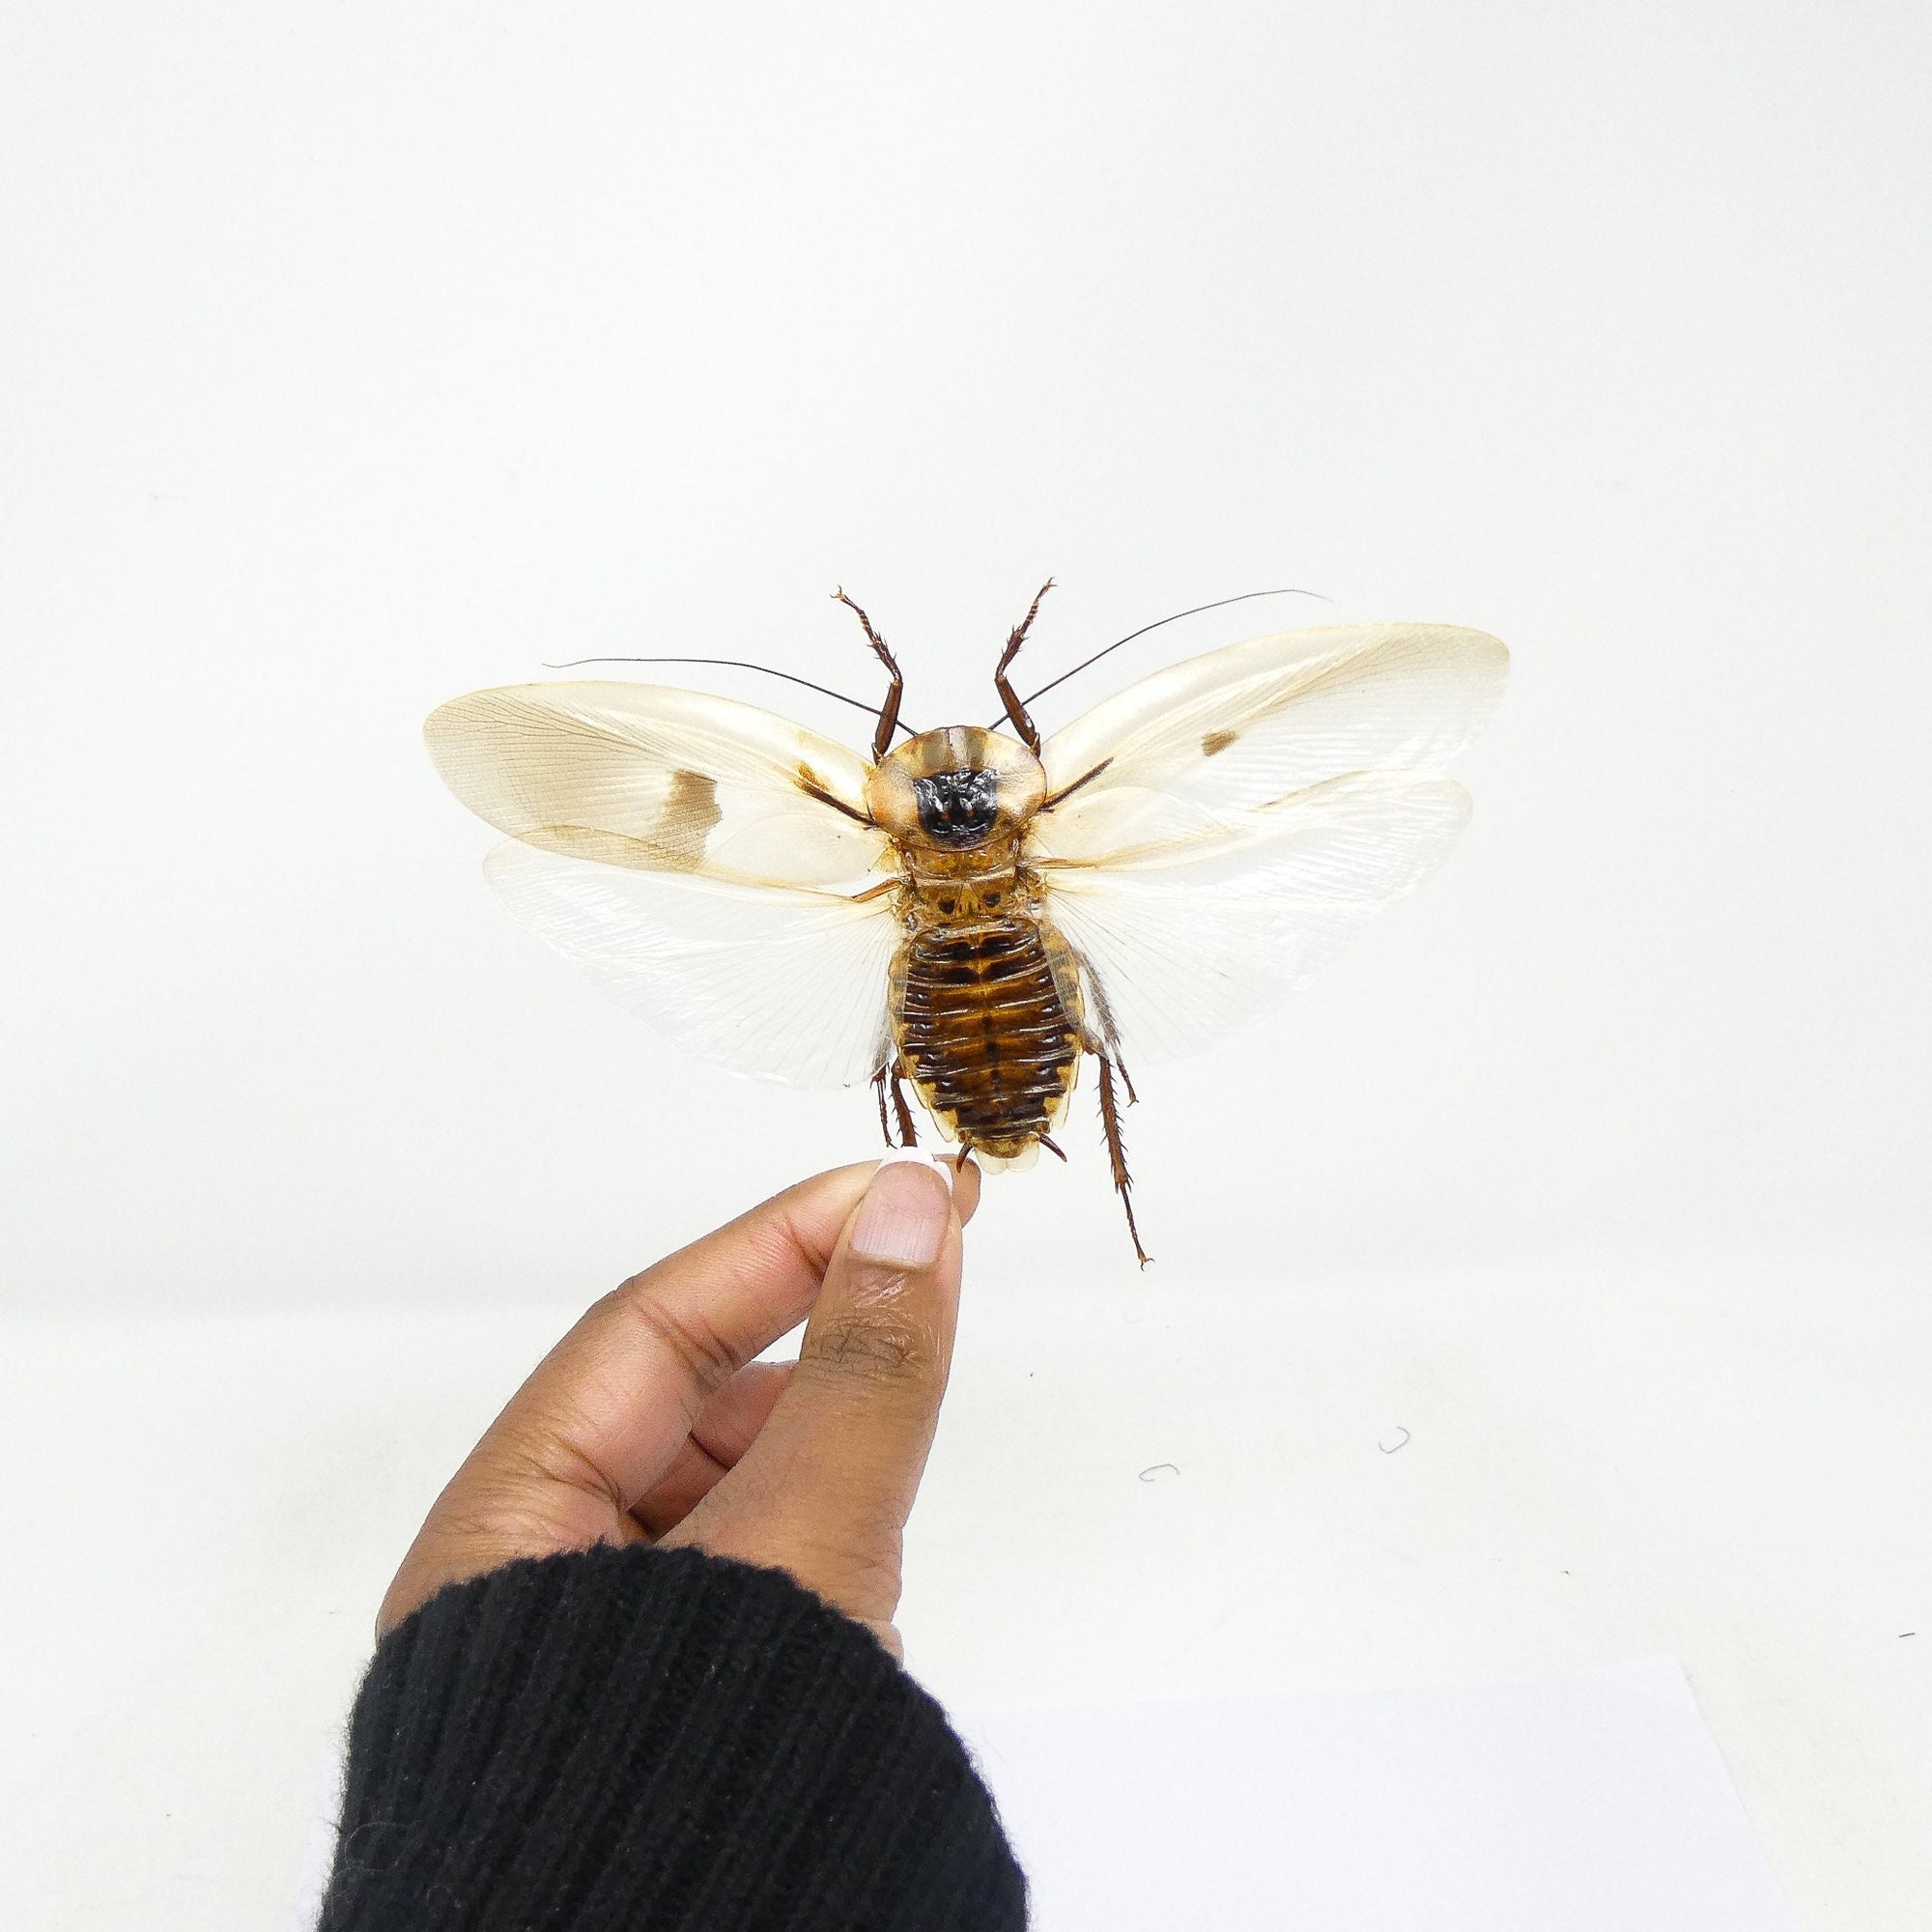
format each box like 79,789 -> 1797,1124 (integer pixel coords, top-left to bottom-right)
318,1543 -> 1026,1931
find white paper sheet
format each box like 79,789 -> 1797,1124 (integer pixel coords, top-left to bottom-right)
954,1661 -> 1799,1932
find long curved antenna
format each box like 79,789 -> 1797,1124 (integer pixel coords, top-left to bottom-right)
542,655 -> 920,738
999,585 -> 1329,723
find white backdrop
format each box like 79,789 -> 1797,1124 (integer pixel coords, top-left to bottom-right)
2,5 -> 1927,1930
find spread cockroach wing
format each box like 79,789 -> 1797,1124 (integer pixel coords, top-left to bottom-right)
425,588 -> 1508,1261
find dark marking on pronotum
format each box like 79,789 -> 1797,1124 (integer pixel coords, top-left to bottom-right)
912,767 -> 1000,846
1202,728 -> 1237,757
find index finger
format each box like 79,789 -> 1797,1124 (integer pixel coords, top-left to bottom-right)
473,1158 -> 981,1512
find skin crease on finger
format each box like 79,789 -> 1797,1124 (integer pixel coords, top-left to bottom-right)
377,1157 -> 980,1641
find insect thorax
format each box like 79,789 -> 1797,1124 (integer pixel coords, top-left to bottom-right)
897,840 -> 1035,923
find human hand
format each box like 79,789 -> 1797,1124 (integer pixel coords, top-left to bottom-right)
380,1152 -> 979,1659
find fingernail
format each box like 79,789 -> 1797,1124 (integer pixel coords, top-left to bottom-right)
851,1151 -> 954,1267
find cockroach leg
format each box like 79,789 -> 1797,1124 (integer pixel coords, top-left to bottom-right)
872,1064 -> 896,1147
889,1062 -> 920,1147
994,578 -> 1053,753
834,587 -> 903,762
1096,1051 -> 1151,1267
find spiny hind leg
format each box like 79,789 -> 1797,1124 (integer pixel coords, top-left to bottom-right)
890,1062 -> 920,1147
1093,1042 -> 1150,1266
872,1059 -> 922,1148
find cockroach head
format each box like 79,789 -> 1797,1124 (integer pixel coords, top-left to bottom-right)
864,725 -> 1046,851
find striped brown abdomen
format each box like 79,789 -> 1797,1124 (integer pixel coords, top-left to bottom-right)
891,912 -> 1083,1163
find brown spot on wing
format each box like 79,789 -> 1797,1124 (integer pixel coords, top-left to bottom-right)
1202,728 -> 1237,757
655,770 -> 723,867
516,771 -> 719,873
518,824 -> 697,870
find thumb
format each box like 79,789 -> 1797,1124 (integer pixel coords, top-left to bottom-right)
660,1151 -> 969,1651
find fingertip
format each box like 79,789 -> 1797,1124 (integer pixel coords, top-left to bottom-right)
869,1148 -> 981,1232
680,1156 -> 978,1305
852,1156 -> 954,1267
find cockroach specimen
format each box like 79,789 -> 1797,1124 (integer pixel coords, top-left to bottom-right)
425,584 -> 1507,1261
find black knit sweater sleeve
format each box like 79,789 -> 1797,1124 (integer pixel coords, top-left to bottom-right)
318,1543 -> 1027,1931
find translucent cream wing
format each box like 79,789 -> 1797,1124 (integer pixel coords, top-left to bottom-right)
427,680 -> 900,1087
425,682 -> 892,886
1044,772 -> 1476,1065
1032,623 -> 1507,863
483,841 -> 899,1089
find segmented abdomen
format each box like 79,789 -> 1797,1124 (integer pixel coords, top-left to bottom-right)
893,914 -> 1082,1159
